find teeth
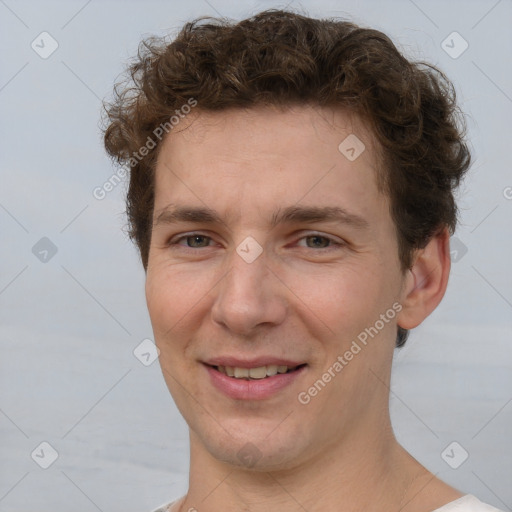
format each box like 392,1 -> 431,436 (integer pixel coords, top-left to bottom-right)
249,366 -> 267,379
266,364 -> 278,376
234,367 -> 249,378
216,364 -> 300,379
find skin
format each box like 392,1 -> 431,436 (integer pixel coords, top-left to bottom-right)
145,105 -> 464,512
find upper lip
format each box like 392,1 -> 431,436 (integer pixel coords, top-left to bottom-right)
204,357 -> 307,368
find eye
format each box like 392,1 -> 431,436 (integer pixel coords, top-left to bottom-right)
296,233 -> 344,251
166,232 -> 344,253
168,233 -> 214,249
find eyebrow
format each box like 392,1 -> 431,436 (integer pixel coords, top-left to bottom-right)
153,204 -> 369,230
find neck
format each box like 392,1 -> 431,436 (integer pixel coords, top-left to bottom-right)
181,411 -> 422,512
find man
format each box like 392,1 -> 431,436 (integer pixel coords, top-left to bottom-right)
103,9 -> 503,512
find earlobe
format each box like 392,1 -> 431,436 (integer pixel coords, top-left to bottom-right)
397,227 -> 451,330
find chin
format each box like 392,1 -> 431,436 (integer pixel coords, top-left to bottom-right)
195,417 -> 312,472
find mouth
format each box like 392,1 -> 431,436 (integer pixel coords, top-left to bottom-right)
203,362 -> 308,400
208,363 -> 307,380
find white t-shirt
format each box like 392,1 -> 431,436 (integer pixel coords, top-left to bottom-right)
432,495 -> 505,511
151,494 -> 505,512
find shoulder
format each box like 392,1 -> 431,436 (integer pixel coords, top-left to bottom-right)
433,494 -> 506,512
149,495 -> 505,512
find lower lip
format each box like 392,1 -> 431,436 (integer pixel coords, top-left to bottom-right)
204,364 -> 307,400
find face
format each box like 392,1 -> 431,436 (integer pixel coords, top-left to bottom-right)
145,105 -> 407,471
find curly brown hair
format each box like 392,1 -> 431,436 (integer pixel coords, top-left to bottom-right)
102,9 -> 471,347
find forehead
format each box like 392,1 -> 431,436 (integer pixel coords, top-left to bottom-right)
158,104 -> 375,157
153,105 -> 385,226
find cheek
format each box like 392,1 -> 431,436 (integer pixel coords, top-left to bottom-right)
146,271 -> 189,386
145,267 -> 184,337
288,263 -> 385,337
145,265 -> 213,345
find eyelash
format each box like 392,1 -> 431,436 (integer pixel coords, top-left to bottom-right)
167,232 -> 344,252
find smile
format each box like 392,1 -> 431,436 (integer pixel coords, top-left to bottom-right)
215,364 -> 304,379
204,363 -> 308,400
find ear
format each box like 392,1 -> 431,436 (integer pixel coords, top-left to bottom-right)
396,226 -> 451,330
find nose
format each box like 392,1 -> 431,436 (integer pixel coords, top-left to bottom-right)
210,246 -> 287,336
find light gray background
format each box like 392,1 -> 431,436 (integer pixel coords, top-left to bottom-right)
1,0 -> 511,511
